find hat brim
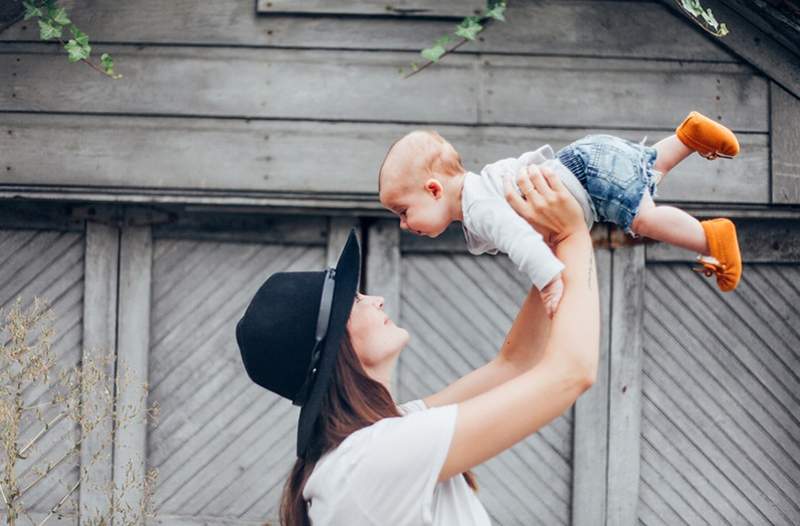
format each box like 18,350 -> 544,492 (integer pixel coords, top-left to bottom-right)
296,229 -> 361,458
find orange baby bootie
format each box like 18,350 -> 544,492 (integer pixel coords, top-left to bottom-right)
693,218 -> 742,292
676,111 -> 740,160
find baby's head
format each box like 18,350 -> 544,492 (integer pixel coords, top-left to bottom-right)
378,130 -> 465,238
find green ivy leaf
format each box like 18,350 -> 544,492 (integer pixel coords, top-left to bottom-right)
51,7 -> 70,26
100,53 -> 114,73
69,26 -> 89,47
680,0 -> 703,16
23,1 -> 43,20
485,3 -> 506,21
455,18 -> 482,40
65,39 -> 90,62
421,44 -> 446,63
434,35 -> 451,47
38,19 -> 62,40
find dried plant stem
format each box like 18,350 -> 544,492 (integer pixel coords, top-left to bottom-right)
17,412 -> 67,459
18,440 -> 79,498
0,482 -> 8,506
36,478 -> 80,526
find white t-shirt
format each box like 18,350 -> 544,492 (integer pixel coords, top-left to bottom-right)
302,399 -> 492,525
461,144 -> 597,290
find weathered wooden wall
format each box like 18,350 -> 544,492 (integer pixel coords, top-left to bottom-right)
1,0 -> 792,209
1,1 -> 799,525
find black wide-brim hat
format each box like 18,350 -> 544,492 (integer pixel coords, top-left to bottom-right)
235,229 -> 360,458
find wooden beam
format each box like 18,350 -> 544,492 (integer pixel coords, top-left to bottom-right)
112,218 -> 153,523
0,45 -> 765,131
771,82 -> 800,204
572,236 -> 612,525
365,219 -> 401,396
0,115 -> 769,204
606,243 -> 645,525
659,0 -> 800,99
79,220 -> 119,524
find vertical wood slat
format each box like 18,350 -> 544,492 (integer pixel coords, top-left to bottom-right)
112,224 -> 152,524
365,220 -> 401,397
771,82 -> 800,204
606,243 -> 645,525
571,240 -> 612,525
79,221 -> 120,524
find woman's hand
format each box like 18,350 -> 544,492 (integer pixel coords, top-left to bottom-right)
503,164 -> 586,246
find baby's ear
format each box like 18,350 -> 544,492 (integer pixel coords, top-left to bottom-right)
424,178 -> 444,199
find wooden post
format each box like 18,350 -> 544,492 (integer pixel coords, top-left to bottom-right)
79,221 -> 120,525
571,236 -> 612,525
112,221 -> 152,525
365,219 -> 401,397
606,243 -> 645,525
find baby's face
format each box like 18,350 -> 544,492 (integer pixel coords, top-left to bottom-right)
380,178 -> 452,238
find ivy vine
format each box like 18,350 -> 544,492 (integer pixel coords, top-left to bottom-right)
22,0 -> 121,79
402,0 -> 506,78
403,0 -> 728,78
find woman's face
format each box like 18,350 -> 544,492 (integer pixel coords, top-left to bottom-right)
346,292 -> 409,373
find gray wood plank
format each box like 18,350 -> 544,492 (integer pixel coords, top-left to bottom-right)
572,243 -> 612,526
659,0 -> 800,100
112,222 -> 153,522
79,221 -> 119,524
0,1 -> 734,62
0,46 -> 764,131
256,0 -> 483,17
0,115 -> 770,204
365,220 -> 401,396
481,56 -> 767,131
771,82 -> 800,204
606,243 -> 645,525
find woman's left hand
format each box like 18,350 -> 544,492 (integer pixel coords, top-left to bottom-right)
503,164 -> 586,246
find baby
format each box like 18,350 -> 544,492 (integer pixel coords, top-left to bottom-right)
378,111 -> 743,317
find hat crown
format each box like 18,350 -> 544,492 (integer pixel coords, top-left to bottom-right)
236,271 -> 326,400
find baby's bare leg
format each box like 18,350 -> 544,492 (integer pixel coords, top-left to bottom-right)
631,190 -> 709,254
652,135 -> 693,175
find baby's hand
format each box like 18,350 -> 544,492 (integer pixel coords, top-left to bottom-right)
540,274 -> 564,319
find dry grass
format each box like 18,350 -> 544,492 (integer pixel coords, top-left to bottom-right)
0,296 -> 158,526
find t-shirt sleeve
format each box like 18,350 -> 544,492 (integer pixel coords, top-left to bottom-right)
349,403 -> 458,525
465,197 -> 564,290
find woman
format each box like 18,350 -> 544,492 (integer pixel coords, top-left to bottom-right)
235,166 -> 600,525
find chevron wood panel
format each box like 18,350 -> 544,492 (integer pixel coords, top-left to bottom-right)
148,237 -> 325,522
400,253 -> 573,526
0,229 -> 84,513
640,263 -> 800,525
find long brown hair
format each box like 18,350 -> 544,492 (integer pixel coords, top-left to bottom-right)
279,332 -> 477,526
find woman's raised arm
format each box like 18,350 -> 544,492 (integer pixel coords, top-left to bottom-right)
439,166 -> 600,481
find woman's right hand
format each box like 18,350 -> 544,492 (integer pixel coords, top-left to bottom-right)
503,164 -> 587,246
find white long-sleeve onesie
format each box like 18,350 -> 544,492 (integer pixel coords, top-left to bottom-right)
460,145 -> 597,290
